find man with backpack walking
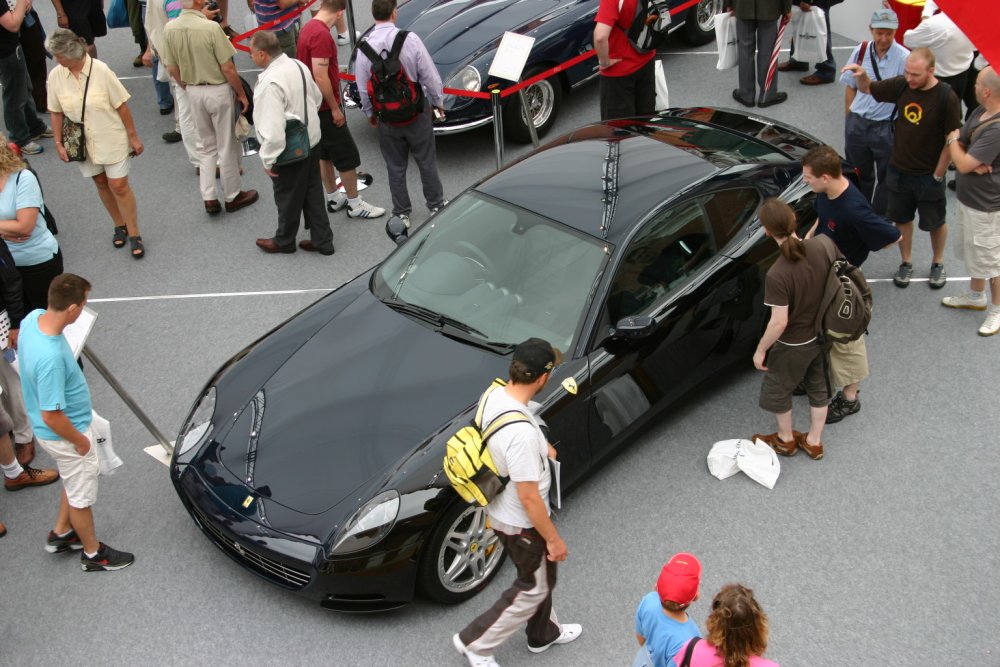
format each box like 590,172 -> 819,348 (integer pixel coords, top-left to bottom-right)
843,47 -> 962,290
355,0 -> 445,231
452,338 -> 581,667
801,145 -> 900,423
593,0 -> 658,120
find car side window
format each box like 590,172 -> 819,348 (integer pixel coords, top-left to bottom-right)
702,187 -> 762,248
605,197 -> 717,325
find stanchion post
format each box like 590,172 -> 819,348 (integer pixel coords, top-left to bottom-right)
516,88 -> 539,148
345,0 -> 358,49
491,89 -> 504,171
82,345 -> 175,457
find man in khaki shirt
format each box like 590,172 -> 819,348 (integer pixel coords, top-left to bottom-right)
161,0 -> 257,214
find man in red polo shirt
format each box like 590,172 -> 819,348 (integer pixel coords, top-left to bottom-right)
594,0 -> 657,120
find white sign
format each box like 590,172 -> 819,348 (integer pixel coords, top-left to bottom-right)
488,32 -> 536,83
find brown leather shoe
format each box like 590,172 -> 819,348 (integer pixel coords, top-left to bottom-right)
800,74 -> 834,85
796,433 -> 825,460
777,60 -> 808,72
205,199 -> 222,215
751,432 -> 798,457
15,441 -> 34,466
0,520 -> 6,537
298,240 -> 335,256
5,465 -> 60,491
255,238 -> 295,254
225,190 -> 259,213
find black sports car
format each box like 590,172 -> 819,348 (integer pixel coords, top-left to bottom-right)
172,108 -> 826,612
346,0 -> 724,142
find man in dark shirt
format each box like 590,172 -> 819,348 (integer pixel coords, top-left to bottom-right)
801,146 -> 900,423
843,46 -> 961,290
0,0 -> 50,154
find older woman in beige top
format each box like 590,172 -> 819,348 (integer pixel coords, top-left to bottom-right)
46,29 -> 147,259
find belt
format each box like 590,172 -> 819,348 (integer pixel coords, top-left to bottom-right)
187,82 -> 225,86
853,113 -> 893,123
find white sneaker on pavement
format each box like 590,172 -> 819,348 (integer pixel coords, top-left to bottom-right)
942,292 -> 988,310
527,623 -> 583,653
979,309 -> 1000,337
452,634 -> 500,667
347,197 -> 386,219
336,30 -> 360,46
327,191 -> 348,213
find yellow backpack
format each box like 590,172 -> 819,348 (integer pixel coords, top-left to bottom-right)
443,379 -> 531,507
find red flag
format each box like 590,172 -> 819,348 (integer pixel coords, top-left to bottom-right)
934,0 -> 999,70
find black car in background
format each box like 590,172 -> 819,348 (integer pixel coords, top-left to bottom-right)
346,0 -> 724,142
172,108 -> 824,611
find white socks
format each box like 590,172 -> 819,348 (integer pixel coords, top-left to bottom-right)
2,459 -> 23,480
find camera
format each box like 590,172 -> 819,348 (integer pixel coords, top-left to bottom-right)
206,0 -> 223,23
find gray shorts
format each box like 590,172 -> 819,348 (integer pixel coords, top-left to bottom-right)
759,341 -> 829,413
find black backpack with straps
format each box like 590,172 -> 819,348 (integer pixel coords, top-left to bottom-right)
359,30 -> 424,125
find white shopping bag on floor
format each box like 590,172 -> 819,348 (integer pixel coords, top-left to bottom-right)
654,59 -> 669,110
707,438 -> 780,489
790,6 -> 827,63
715,13 -> 738,70
91,411 -> 124,476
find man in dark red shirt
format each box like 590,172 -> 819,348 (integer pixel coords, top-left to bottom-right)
594,0 -> 657,121
296,0 -> 384,219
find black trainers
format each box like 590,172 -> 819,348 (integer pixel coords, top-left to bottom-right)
81,543 -> 135,572
893,262 -> 913,288
46,529 -> 84,553
928,263 -> 947,289
826,391 -> 860,424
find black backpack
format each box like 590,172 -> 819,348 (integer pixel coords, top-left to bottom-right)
813,236 -> 873,344
619,0 -> 672,55
359,31 -> 424,125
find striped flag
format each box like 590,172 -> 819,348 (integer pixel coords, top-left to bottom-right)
764,15 -> 791,96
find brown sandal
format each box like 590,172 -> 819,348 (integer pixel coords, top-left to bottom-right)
113,226 -> 127,248
751,432 -> 799,457
129,235 -> 145,259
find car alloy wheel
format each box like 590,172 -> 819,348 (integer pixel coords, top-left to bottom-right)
683,0 -> 723,45
419,502 -> 507,603
503,66 -> 562,144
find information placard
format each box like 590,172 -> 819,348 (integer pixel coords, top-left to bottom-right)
488,32 -> 536,82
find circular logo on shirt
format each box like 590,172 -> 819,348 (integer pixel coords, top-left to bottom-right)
903,102 -> 923,125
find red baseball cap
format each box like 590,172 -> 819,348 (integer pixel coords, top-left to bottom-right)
656,552 -> 701,605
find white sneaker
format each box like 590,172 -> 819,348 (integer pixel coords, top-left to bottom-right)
429,199 -> 449,215
326,191 -> 348,213
336,30 -> 360,46
979,309 -> 1000,337
347,197 -> 386,219
20,141 -> 43,155
452,634 -> 500,667
527,623 -> 583,653
942,292 -> 987,311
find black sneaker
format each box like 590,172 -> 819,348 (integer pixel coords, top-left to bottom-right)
928,263 -> 947,289
46,529 -> 84,553
893,262 -> 913,288
162,130 -> 182,143
826,391 -> 860,424
81,543 -> 135,572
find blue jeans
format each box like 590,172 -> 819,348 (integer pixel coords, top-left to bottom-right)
0,46 -> 46,146
141,3 -> 173,110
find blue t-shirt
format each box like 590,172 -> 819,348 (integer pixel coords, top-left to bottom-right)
18,310 -> 92,440
635,591 -> 702,667
0,169 -> 58,267
815,182 -> 901,267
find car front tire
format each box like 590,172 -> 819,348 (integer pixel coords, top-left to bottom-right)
418,501 -> 507,604
503,65 -> 562,144
682,0 -> 723,46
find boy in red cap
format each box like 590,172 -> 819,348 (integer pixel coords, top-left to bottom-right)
633,552 -> 702,667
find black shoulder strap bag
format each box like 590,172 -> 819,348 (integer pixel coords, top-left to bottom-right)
678,638 -> 700,667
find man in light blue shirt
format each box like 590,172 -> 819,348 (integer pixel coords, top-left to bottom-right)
19,274 -> 134,571
839,9 -> 909,215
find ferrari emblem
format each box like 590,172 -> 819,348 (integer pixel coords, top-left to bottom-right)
561,378 -> 578,395
242,495 -> 254,509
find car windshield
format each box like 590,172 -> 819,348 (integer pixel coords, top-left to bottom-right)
372,192 -> 610,353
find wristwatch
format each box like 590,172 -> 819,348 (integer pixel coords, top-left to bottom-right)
946,137 -> 957,146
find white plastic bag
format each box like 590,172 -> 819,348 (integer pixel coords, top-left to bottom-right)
707,438 -> 780,489
654,59 -> 669,110
790,6 -> 827,64
91,411 -> 124,476
715,13 -> 738,70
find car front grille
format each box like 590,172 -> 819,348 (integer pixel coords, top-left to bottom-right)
190,502 -> 312,590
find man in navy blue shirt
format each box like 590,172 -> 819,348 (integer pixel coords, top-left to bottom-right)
802,146 -> 900,423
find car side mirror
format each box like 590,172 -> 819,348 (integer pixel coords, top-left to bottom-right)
613,315 -> 655,340
385,215 -> 409,245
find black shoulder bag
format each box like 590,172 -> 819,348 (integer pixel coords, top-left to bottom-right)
678,638 -> 700,667
273,61 -> 311,167
61,59 -> 93,162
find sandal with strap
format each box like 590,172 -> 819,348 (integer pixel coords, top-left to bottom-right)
129,235 -> 145,259
113,226 -> 127,248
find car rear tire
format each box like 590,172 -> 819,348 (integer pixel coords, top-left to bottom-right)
418,501 -> 507,604
503,66 -> 562,144
682,0 -> 723,46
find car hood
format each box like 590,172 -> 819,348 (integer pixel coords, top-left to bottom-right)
217,288 -> 508,515
397,0 -> 559,67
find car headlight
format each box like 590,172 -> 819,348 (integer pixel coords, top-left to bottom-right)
329,490 -> 400,555
443,65 -> 481,108
177,386 -> 216,458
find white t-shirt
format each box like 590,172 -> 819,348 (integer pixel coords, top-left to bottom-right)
482,386 -> 551,530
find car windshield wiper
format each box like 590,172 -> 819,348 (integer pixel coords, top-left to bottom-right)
381,299 -> 513,353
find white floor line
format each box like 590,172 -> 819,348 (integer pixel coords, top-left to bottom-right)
869,277 -> 971,283
660,45 -> 857,56
89,288 -> 333,303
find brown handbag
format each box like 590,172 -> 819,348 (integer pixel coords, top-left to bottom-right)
61,59 -> 93,162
